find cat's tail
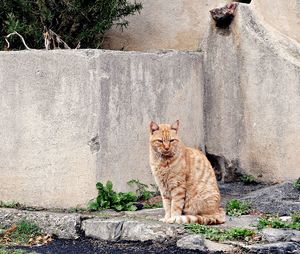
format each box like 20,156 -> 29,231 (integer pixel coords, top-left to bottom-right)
174,209 -> 226,225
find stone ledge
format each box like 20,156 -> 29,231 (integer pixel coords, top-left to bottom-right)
0,208 -> 81,239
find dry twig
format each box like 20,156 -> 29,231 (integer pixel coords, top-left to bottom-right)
5,31 -> 31,50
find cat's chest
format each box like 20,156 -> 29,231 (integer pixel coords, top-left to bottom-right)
151,163 -> 185,190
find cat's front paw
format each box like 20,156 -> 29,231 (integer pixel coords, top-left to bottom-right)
159,217 -> 170,223
166,216 -> 181,224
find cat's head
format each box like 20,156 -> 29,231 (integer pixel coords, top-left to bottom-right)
149,120 -> 181,157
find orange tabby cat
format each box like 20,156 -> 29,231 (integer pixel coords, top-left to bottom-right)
149,120 -> 225,224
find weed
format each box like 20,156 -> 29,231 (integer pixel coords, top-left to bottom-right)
143,202 -> 163,209
9,220 -> 41,244
88,181 -> 138,212
257,215 -> 300,230
0,201 -> 21,209
294,177 -> 300,191
291,211 -> 300,223
226,199 -> 251,216
185,224 -> 256,242
127,179 -> 156,201
240,174 -> 258,185
67,207 -> 86,213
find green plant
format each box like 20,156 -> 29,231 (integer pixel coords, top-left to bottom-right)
291,211 -> 300,223
9,220 -> 41,244
143,202 -> 163,209
240,174 -> 258,185
0,201 -> 21,209
0,0 -> 142,50
294,177 -> 300,191
225,199 -> 251,216
127,179 -> 158,201
185,224 -> 256,242
257,214 -> 300,230
88,181 -> 138,212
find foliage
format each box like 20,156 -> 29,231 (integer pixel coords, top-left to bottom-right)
1,220 -> 41,245
0,201 -> 21,209
0,0 -> 142,50
294,177 -> 300,191
127,179 -> 159,201
185,224 -> 256,242
226,199 -> 251,216
88,181 -> 138,212
143,202 -> 163,209
240,174 -> 258,185
257,214 -> 300,230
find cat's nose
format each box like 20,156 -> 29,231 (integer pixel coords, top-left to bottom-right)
165,146 -> 170,150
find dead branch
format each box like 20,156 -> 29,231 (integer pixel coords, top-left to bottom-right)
43,27 -> 71,50
5,31 -> 31,50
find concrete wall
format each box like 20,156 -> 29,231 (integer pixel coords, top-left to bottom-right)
102,0 -> 227,51
102,0 -> 300,51
201,4 -> 300,182
253,0 -> 300,43
0,50 -> 204,208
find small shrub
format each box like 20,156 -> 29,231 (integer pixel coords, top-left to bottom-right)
0,0 -> 142,50
294,177 -> 300,191
185,224 -> 256,242
226,199 -> 251,216
88,181 -> 138,212
240,174 -> 258,185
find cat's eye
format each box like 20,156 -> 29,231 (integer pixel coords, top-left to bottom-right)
156,139 -> 163,143
170,139 -> 176,142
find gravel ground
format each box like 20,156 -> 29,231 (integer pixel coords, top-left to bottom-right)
7,239 -> 209,254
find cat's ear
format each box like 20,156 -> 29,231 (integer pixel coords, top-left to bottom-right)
150,121 -> 159,134
171,120 -> 179,133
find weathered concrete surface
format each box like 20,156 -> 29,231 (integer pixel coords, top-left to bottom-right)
103,0 -> 300,51
103,0 -> 227,51
201,4 -> 300,182
240,182 -> 300,215
261,228 -> 300,243
0,50 -> 204,208
82,218 -> 183,242
176,235 -> 206,251
0,208 -> 80,239
253,0 -> 300,44
241,242 -> 300,254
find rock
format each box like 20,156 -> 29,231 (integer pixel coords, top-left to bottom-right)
82,218 -> 182,242
204,239 -> 236,252
210,2 -> 239,28
176,235 -> 206,251
290,230 -> 300,243
241,242 -> 300,254
82,218 -> 124,241
0,208 -> 81,239
261,228 -> 293,242
124,208 -> 164,221
215,215 -> 258,230
240,182 -> 300,215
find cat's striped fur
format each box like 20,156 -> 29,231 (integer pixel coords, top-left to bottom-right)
149,120 -> 225,224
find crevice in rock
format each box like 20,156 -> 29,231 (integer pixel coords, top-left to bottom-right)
205,150 -> 240,182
